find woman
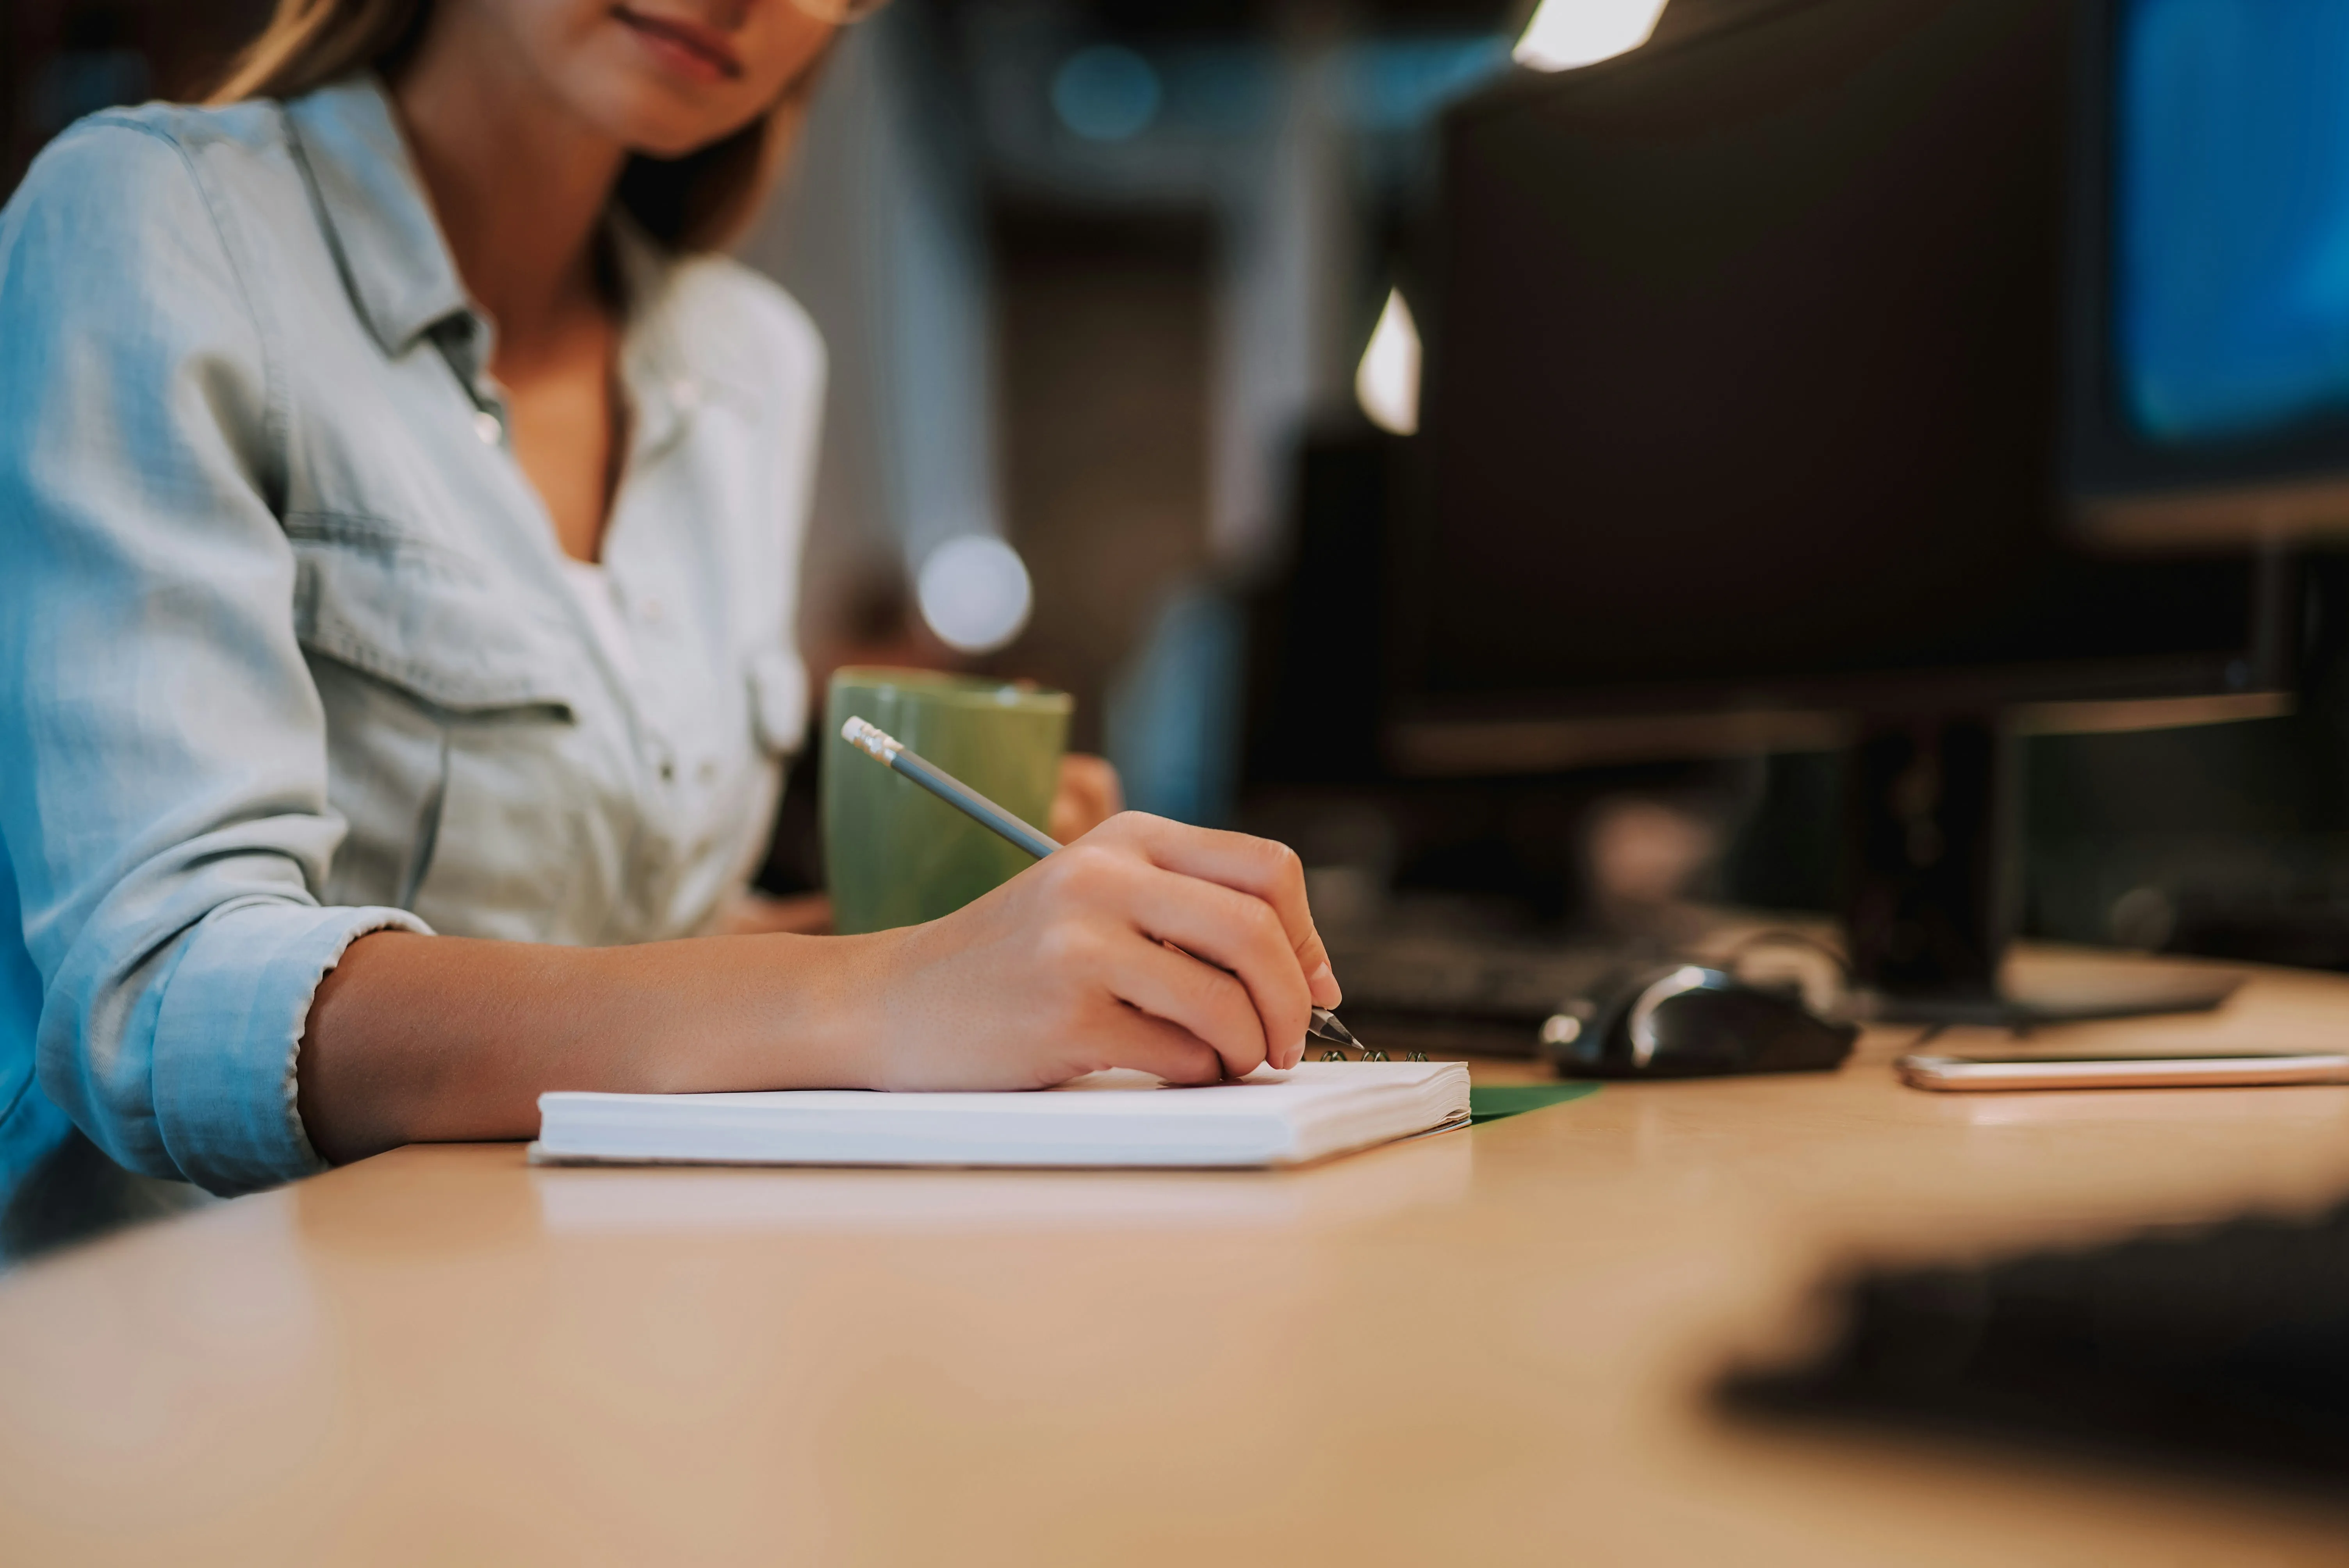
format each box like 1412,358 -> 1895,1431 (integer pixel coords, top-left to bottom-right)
0,0 -> 1341,1256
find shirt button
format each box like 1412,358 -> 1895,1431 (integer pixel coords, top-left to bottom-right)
659,761 -> 676,783
696,760 -> 718,786
473,410 -> 503,445
639,598 -> 665,625
671,378 -> 699,410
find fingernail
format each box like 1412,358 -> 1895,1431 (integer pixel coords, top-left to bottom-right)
1309,961 -> 1341,1004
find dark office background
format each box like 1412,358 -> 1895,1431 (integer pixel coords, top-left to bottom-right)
13,0 -> 2349,970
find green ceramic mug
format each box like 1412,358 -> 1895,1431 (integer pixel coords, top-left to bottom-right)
822,666 -> 1073,935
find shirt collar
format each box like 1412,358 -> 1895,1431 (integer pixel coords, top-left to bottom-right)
283,73 -> 472,357
280,74 -> 719,454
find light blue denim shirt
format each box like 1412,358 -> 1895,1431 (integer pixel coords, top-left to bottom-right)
0,76 -> 822,1256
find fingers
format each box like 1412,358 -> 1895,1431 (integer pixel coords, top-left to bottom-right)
1122,867 -> 1313,1072
1098,815 -> 1342,1010
1103,929 -> 1278,1078
1023,820 -> 1343,1078
1085,996 -> 1228,1086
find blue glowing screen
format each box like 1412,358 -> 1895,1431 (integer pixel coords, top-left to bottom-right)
2117,0 -> 2349,444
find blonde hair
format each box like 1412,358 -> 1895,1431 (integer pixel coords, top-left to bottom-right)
210,0 -> 819,251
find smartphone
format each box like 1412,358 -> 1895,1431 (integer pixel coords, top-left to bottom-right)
1897,1051 -> 2349,1092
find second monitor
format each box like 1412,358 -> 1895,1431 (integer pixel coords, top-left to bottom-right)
1390,0 -> 2299,1015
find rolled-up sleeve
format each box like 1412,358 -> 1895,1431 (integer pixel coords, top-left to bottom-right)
0,120 -> 427,1194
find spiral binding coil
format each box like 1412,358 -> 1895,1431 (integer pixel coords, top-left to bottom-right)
1319,1045 -> 1430,1063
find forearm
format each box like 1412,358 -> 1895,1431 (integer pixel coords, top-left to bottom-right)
296,929 -> 895,1163
295,813 -> 1346,1167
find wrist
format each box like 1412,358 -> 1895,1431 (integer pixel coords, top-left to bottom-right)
768,926 -> 907,1092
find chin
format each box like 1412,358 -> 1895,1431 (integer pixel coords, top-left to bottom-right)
624,127 -> 730,160
626,107 -> 769,160
574,59 -> 766,160
596,104 -> 756,161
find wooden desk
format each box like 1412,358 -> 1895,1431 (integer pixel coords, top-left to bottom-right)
6,952 -> 2349,1565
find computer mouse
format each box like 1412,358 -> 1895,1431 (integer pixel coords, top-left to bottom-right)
1537,964 -> 1858,1079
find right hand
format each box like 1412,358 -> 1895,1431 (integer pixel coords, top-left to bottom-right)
861,812 -> 1344,1090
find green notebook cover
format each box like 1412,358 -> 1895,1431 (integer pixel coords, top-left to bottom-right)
1469,1083 -> 1600,1124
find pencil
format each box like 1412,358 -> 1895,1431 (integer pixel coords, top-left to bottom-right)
839,715 -> 1367,1056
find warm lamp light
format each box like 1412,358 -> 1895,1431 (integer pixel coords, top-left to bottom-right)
1512,0 -> 1670,72
1355,288 -> 1421,437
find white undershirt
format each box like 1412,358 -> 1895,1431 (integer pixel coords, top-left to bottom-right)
558,555 -> 639,684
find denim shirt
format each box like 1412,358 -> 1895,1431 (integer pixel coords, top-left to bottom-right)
0,76 -> 822,1254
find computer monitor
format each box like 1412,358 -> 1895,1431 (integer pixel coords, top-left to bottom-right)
2067,0 -> 2349,546
1390,0 -> 2303,1014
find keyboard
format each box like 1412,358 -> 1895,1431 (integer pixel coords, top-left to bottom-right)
1726,1201 -> 2349,1496
1318,933 -> 1650,1057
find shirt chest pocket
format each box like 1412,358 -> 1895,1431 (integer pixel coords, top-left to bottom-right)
288,516 -> 609,942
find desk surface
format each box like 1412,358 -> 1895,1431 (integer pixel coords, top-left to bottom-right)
7,951 -> 2349,1565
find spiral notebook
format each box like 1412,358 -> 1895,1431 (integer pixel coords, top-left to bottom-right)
531,1060 -> 1471,1171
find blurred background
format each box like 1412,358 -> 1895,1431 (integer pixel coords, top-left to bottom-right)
12,0 -> 2349,978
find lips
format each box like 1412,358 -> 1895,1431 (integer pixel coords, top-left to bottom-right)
613,5 -> 746,82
